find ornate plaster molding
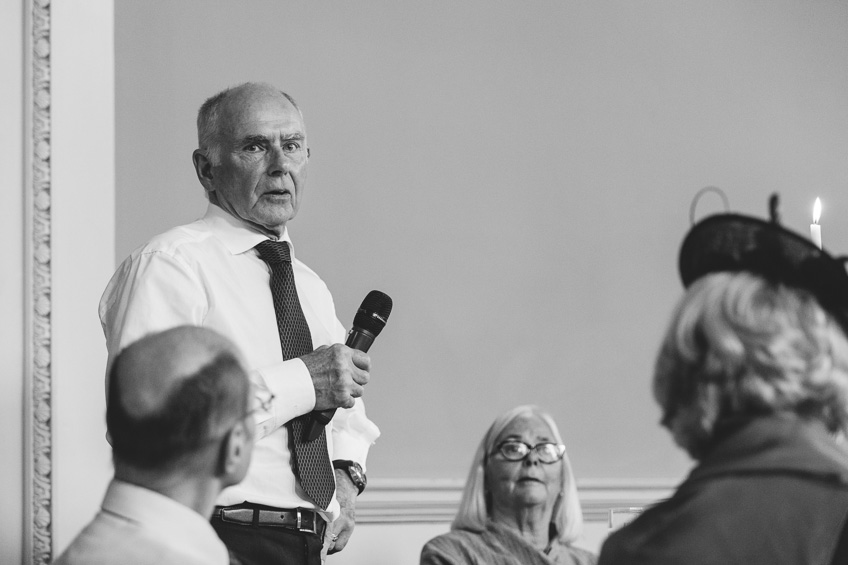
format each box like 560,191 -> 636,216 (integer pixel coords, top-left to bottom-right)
355,477 -> 677,524
25,0 -> 54,563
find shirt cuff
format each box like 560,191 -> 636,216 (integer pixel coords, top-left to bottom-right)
331,419 -> 381,472
251,358 -> 316,437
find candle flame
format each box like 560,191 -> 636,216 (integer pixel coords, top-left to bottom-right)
813,197 -> 822,224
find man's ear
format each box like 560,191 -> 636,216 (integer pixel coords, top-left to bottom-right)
218,420 -> 252,484
192,149 -> 214,189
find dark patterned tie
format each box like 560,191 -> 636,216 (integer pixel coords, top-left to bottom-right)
255,240 -> 335,510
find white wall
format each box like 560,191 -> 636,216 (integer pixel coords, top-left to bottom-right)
4,1 -> 115,562
110,4 -> 848,560
1,0 -> 25,562
51,0 -> 116,553
114,0 -> 848,485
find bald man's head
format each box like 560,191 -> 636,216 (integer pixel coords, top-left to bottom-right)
196,81 -> 303,165
107,326 -> 250,470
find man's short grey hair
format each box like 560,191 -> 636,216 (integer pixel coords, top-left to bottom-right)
654,271 -> 848,459
196,82 -> 302,165
450,404 -> 585,545
107,349 -> 250,470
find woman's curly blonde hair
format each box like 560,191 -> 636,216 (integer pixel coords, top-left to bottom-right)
654,271 -> 848,459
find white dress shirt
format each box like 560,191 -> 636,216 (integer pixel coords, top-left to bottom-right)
99,203 -> 380,520
54,480 -> 229,565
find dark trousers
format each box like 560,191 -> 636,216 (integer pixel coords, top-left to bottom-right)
211,513 -> 324,565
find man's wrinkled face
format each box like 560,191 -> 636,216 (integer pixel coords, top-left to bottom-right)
204,87 -> 309,237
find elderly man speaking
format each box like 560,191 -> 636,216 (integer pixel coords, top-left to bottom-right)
99,82 -> 380,565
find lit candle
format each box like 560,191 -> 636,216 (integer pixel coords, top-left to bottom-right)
810,197 -> 822,249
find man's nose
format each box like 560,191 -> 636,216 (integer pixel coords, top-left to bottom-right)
268,146 -> 290,176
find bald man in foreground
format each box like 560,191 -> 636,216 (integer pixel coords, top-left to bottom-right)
54,326 -> 254,565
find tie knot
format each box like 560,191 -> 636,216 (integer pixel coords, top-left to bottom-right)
255,240 -> 291,264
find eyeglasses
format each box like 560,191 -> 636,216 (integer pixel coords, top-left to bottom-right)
494,440 -> 566,464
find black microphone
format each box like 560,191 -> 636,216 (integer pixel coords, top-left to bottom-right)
304,290 -> 393,442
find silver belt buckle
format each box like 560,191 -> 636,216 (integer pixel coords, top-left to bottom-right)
299,508 -> 320,534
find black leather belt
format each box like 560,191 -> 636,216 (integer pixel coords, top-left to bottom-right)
214,505 -> 326,537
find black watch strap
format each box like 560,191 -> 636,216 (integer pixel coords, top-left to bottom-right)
332,459 -> 367,495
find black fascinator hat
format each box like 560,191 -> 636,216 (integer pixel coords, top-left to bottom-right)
679,190 -> 848,335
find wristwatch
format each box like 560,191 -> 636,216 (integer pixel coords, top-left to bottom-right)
332,460 -> 367,495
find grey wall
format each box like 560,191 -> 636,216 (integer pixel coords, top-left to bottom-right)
116,1 -> 848,482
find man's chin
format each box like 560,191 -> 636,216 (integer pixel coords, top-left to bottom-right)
255,211 -> 296,236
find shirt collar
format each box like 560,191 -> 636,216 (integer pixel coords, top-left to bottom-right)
202,203 -> 297,260
102,479 -> 229,564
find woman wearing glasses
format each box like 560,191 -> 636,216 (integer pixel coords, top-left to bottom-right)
420,405 -> 596,565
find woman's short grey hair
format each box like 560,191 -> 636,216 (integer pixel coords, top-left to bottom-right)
451,405 -> 585,544
654,271 -> 848,458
